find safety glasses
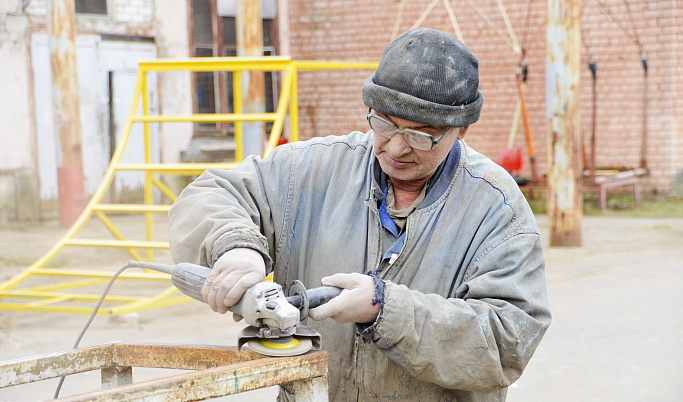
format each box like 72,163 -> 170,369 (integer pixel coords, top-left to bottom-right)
366,112 -> 451,151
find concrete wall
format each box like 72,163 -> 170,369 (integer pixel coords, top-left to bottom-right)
154,0 -> 194,195
0,0 -> 158,225
286,0 -> 682,194
0,1 -> 40,223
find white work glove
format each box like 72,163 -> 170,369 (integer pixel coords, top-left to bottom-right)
202,247 -> 266,315
307,273 -> 381,324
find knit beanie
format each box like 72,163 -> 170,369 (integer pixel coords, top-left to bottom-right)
362,28 -> 484,128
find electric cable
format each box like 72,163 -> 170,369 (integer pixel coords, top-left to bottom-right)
53,261 -> 174,399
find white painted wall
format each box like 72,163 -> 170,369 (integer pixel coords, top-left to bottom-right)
0,10 -> 34,171
154,0 -> 193,168
31,34 -> 159,201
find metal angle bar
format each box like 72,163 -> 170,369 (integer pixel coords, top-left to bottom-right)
26,294 -> 72,307
93,204 -> 171,213
63,239 -> 169,249
292,61 -> 378,70
17,278 -> 109,292
264,67 -> 294,155
93,210 -> 144,261
150,176 -> 178,203
1,290 -> 140,302
32,268 -> 170,280
0,343 -> 116,387
109,286 -> 184,315
138,56 -> 293,72
56,351 -> 328,401
114,163 -> 238,173
109,343 -> 265,370
0,303 -> 102,314
131,113 -> 278,122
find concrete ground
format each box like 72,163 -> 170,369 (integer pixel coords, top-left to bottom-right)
0,214 -> 681,401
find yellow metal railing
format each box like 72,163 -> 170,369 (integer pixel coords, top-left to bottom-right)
0,57 -> 377,315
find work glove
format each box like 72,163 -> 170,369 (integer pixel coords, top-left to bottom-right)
202,247 -> 266,315
308,273 -> 381,324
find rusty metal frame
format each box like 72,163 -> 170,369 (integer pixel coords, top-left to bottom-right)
0,342 -> 328,401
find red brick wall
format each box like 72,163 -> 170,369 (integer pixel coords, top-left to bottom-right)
286,0 -> 681,193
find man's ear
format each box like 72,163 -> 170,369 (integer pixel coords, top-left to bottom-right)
456,126 -> 470,140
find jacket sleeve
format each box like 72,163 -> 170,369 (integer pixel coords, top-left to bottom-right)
168,146 -> 293,269
368,231 -> 551,392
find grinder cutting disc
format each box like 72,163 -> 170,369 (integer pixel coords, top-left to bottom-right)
247,336 -> 313,357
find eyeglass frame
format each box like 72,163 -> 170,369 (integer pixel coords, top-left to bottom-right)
366,109 -> 453,151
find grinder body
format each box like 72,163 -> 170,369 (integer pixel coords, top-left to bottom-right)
168,262 -> 340,339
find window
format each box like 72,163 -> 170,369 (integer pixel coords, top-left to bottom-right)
192,0 -> 219,131
223,17 -> 278,114
75,0 -> 108,15
190,0 -> 278,136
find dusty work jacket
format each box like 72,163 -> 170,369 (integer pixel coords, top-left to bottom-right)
168,131 -> 551,402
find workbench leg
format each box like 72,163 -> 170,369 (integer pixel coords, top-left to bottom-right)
633,181 -> 641,208
101,365 -> 133,388
600,185 -> 607,211
291,375 -> 329,402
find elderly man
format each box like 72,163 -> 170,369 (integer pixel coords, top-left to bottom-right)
169,28 -> 551,401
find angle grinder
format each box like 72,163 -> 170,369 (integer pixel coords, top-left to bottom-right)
131,261 -> 341,357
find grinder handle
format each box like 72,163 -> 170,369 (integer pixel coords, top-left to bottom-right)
305,286 -> 343,309
170,262 -> 211,303
170,262 -> 247,317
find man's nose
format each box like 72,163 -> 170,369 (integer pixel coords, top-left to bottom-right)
387,131 -> 413,156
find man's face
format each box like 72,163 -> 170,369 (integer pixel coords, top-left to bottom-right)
371,111 -> 466,183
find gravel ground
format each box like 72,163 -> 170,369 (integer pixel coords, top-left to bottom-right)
0,214 -> 682,401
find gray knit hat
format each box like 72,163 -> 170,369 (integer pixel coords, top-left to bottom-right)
363,28 -> 484,127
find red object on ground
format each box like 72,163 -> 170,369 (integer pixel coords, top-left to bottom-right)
277,137 -> 289,146
495,147 -> 523,172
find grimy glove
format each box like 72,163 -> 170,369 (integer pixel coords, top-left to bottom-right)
202,247 -> 266,315
308,273 -> 381,323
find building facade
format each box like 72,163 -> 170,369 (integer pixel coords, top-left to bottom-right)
0,0 -> 681,224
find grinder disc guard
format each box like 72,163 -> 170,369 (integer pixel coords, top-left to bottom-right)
237,324 -> 322,356
247,336 -> 313,357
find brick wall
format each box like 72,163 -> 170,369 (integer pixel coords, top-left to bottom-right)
116,0 -> 154,22
287,0 -> 681,193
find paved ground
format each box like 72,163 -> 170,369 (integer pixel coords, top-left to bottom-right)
0,214 -> 681,401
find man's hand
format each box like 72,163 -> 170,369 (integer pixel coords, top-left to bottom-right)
202,248 -> 266,314
308,273 -> 381,323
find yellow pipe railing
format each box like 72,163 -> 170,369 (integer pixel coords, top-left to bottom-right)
0,57 -> 377,315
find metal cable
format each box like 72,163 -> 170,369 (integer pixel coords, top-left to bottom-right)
53,261 -> 174,398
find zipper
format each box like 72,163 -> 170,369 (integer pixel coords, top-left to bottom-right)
365,188 -> 384,269
379,214 -> 411,280
353,337 -> 361,392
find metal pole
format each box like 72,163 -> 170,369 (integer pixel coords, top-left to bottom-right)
236,0 -> 266,156
639,53 -> 648,170
546,0 -> 582,246
47,0 -> 85,227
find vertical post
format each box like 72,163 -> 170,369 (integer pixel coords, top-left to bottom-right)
589,60 -> 597,182
546,0 -> 582,246
233,71 -> 244,162
141,72 -> 154,261
101,366 -> 133,388
639,54 -> 648,170
47,0 -> 85,227
236,0 -> 265,156
291,376 -> 329,402
290,64 -> 299,142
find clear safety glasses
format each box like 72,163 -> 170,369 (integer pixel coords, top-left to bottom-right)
366,112 -> 452,151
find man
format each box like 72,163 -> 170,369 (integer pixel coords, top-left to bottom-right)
169,28 -> 551,401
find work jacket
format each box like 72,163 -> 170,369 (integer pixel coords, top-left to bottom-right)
169,131 -> 551,401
